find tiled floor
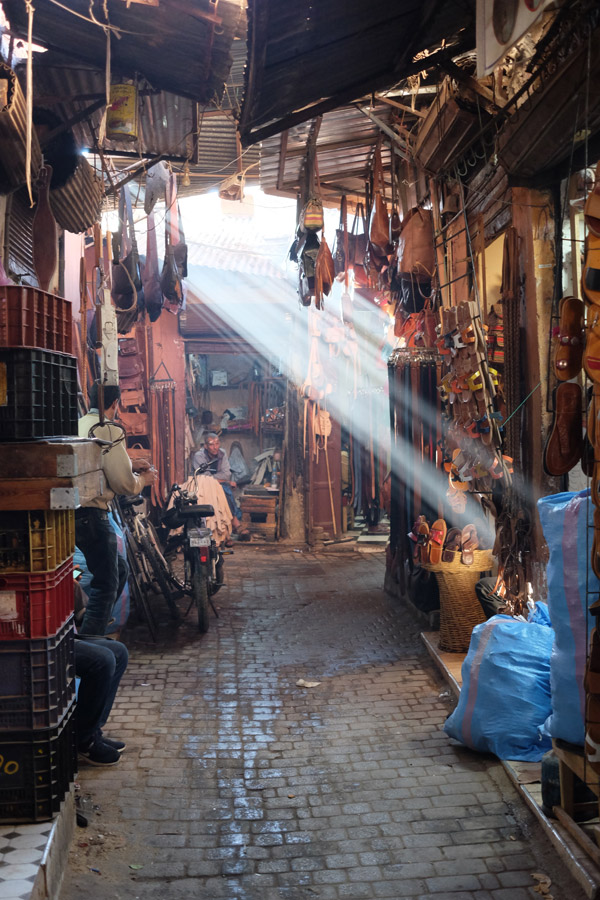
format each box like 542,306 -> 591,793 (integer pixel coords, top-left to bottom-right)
0,822 -> 54,899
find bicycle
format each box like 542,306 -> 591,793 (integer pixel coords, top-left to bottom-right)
161,476 -> 225,633
113,494 -> 181,627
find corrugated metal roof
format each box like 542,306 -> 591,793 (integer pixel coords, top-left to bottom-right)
259,103 -> 401,200
239,0 -> 475,145
4,0 -> 245,105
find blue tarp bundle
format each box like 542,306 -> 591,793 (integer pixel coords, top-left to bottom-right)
444,611 -> 554,761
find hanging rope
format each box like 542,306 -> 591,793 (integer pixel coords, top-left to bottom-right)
24,0 -> 35,207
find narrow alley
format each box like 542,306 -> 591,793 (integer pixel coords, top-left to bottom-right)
60,546 -> 585,900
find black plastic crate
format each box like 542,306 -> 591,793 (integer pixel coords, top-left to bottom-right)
0,702 -> 76,823
0,618 -> 75,730
0,347 -> 78,441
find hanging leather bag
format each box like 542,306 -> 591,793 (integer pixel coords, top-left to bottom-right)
143,210 -> 164,322
315,234 -> 335,309
333,195 -> 348,275
160,173 -> 185,306
119,409 -> 149,436
397,206 -> 435,278
368,144 -> 390,256
111,185 -> 143,333
351,202 -> 369,286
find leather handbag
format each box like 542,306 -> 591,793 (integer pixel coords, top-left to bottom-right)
121,388 -> 146,408
127,442 -> 152,463
119,409 -> 149,436
368,144 -> 390,256
315,235 -> 335,309
350,203 -> 369,286
160,173 -> 185,306
118,337 -> 139,356
112,185 -> 143,308
143,210 -> 164,322
119,353 -> 144,380
397,206 -> 435,278
333,195 -> 348,275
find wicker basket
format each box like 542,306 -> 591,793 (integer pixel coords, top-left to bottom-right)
423,549 -> 493,652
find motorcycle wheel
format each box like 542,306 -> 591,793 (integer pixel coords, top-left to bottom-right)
191,567 -> 210,633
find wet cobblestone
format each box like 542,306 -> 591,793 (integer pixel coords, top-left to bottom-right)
61,546 -> 586,900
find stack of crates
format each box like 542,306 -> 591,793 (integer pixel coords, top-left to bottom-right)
0,285 -> 78,823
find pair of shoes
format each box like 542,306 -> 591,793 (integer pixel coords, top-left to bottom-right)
78,737 -> 121,767
99,734 -> 126,753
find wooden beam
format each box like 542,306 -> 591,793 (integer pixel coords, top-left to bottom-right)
375,94 -> 427,119
40,97 -> 106,147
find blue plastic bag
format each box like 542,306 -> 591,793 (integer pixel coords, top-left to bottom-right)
538,489 -> 598,745
444,615 -> 554,761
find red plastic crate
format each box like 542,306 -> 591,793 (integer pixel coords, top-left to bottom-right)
0,701 -> 76,823
0,617 -> 75,730
0,285 -> 72,352
0,557 -> 74,639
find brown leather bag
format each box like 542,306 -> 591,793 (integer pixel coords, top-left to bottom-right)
351,203 -> 369,286
121,388 -> 146,408
315,236 -> 335,309
369,145 -> 390,256
397,207 -> 435,278
127,442 -> 152,464
119,409 -> 149,436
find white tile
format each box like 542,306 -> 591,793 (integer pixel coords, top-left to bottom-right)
0,880 -> 35,898
4,837 -> 47,850
0,836 -> 11,849
2,849 -> 43,865
1,863 -> 39,880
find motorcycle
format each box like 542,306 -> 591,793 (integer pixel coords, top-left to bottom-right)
161,470 -> 225,633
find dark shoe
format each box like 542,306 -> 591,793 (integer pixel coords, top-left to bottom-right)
100,734 -> 126,753
78,738 -> 121,767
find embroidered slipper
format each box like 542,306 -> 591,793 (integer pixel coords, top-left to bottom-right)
408,515 -> 427,561
460,524 -> 479,565
553,296 -> 584,381
543,382 -> 582,476
428,519 -> 447,565
583,233 -> 600,307
442,526 -> 462,563
585,165 -> 600,237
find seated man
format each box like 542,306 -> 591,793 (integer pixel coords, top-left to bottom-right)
74,582 -> 128,766
192,433 -> 247,536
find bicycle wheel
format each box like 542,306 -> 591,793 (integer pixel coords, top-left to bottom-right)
139,532 -> 181,621
191,564 -> 210,633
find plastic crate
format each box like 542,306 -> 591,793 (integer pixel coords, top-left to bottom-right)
0,702 -> 76,823
0,347 -> 78,441
0,617 -> 75,730
0,286 -> 72,353
0,509 -> 75,572
0,559 -> 74,640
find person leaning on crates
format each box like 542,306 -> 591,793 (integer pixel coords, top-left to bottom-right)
75,383 -> 157,637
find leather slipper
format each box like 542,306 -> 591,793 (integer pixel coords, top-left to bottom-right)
428,519 -> 447,564
417,520 -> 430,565
585,166 -> 600,236
441,526 -> 462,562
585,311 -> 600,382
460,524 -> 479,565
553,296 -> 584,381
543,382 -> 582,476
583,233 -> 600,306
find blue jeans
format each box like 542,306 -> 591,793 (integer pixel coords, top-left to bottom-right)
75,507 -> 127,636
74,637 -> 129,748
221,482 -> 242,520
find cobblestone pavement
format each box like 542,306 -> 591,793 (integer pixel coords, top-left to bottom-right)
60,545 -> 586,900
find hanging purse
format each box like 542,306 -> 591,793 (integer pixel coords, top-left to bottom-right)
397,206 -> 435,278
368,143 -> 390,256
143,210 -> 164,322
160,172 -> 185,306
314,234 -> 335,310
351,202 -> 369,286
333,195 -> 348,275
112,185 -> 143,309
119,409 -> 149,436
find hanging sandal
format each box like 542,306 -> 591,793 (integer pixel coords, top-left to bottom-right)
461,524 -> 479,566
543,381 -> 582,476
583,233 -> 600,307
553,296 -> 584,381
